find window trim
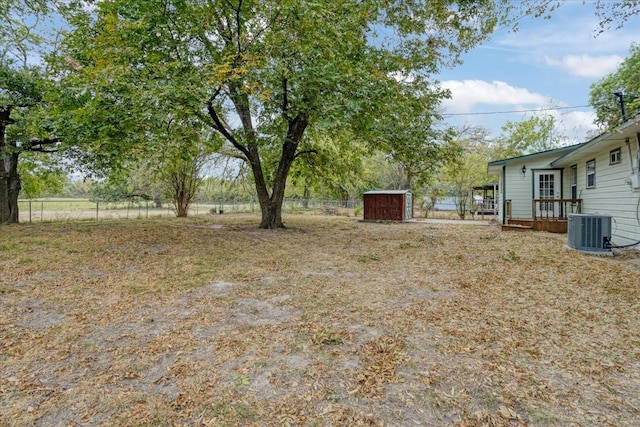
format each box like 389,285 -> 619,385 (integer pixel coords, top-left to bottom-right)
570,164 -> 577,199
586,159 -> 596,189
610,147 -> 621,165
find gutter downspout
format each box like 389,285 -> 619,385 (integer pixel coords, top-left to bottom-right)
637,133 -> 640,174
626,137 -> 635,175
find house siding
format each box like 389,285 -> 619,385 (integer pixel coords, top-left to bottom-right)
489,120 -> 640,245
562,144 -> 640,246
503,154 -> 560,219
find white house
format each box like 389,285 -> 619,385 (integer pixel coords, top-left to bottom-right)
488,117 -> 640,247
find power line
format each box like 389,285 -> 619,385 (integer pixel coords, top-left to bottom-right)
442,104 -> 592,117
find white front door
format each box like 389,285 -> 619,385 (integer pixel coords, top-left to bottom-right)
534,170 -> 561,217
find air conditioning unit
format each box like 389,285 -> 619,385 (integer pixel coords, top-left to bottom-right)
567,214 -> 612,254
625,173 -> 640,189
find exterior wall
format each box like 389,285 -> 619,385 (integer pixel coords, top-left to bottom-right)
363,192 -> 411,221
504,154 -> 560,219
561,143 -> 640,246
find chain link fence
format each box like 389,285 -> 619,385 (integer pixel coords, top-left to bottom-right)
17,198 -> 364,224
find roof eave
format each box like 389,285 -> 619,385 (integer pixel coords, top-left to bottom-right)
551,117 -> 640,167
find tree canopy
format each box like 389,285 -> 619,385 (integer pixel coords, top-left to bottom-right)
590,43 -> 640,129
52,0 -> 516,228
491,115 -> 564,160
6,0 -> 637,226
1,0 -> 64,223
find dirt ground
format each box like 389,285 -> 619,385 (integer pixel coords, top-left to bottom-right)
1,214 -> 639,426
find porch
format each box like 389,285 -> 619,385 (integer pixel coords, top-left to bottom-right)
472,184 -> 499,216
503,199 -> 582,233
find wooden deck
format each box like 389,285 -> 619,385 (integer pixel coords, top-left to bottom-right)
503,199 -> 581,233
502,218 -> 568,233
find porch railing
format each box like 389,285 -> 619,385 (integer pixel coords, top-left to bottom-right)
532,199 -> 582,221
506,199 -> 512,221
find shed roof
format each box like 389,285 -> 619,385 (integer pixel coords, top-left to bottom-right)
363,190 -> 411,195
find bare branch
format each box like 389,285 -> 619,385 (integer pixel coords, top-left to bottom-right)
207,88 -> 250,159
293,149 -> 318,160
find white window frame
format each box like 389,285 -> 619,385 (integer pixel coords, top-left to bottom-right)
570,164 -> 577,199
586,159 -> 596,188
610,148 -> 621,165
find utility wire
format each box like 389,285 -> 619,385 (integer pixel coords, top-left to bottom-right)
442,105 -> 592,117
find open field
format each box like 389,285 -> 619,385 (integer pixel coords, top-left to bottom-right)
17,199 -> 228,223
16,198 -> 475,224
1,214 -> 639,426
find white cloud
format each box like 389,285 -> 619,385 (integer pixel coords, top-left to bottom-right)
544,54 -> 623,78
552,110 -> 601,142
438,80 -> 601,141
440,80 -> 549,112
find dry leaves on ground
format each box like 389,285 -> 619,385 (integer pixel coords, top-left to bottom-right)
1,214 -> 639,426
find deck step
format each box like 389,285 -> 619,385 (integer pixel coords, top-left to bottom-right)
502,224 -> 533,231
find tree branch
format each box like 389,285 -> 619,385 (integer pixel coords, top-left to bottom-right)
282,77 -> 292,121
207,88 -> 250,159
25,137 -> 60,153
293,149 -> 318,160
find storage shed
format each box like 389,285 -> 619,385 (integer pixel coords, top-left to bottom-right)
363,190 -> 413,221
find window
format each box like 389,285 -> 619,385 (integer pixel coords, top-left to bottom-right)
586,159 -> 596,188
570,165 -> 577,199
610,148 -> 621,165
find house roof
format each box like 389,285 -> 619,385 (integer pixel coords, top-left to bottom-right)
550,117 -> 640,167
487,144 -> 583,175
487,115 -> 640,174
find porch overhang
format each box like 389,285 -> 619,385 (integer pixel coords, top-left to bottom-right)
487,144 -> 583,175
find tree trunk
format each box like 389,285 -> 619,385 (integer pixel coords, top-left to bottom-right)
256,139 -> 299,229
169,157 -> 202,218
214,84 -> 308,229
0,110 -> 14,224
6,149 -> 20,223
302,185 -> 310,209
0,170 -> 9,224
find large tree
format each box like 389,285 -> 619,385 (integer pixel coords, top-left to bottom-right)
0,1 -> 63,224
0,61 -> 61,224
439,126 -> 494,219
590,43 -> 640,129
53,0 -> 513,228
491,114 -> 564,160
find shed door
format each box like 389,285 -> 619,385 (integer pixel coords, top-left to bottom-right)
405,193 -> 412,220
534,170 -> 561,217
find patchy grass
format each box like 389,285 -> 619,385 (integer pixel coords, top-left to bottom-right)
1,215 -> 639,426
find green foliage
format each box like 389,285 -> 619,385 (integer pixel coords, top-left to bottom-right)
439,127 -> 495,219
423,186 -> 448,217
492,115 -> 563,160
17,153 -> 68,198
590,43 -> 640,129
52,0 -> 513,227
591,0 -> 640,33
0,0 -> 53,68
1,1 -> 66,223
162,151 -> 208,217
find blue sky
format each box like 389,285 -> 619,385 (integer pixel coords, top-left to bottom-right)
437,1 -> 639,142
